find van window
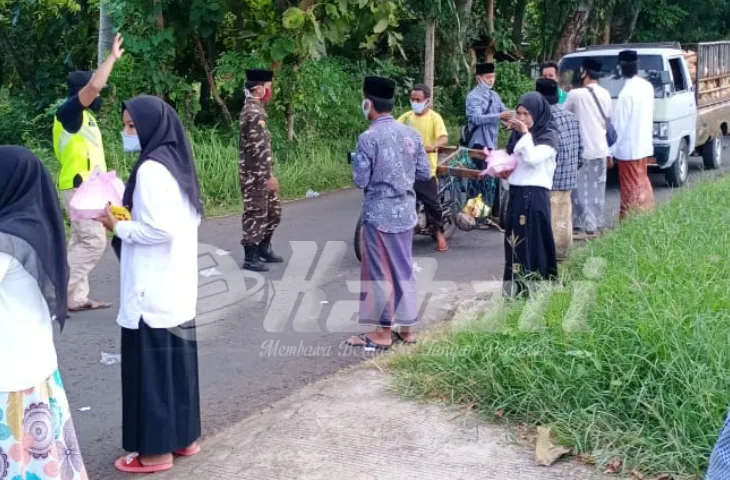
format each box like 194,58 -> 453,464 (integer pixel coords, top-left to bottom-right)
668,57 -> 687,92
558,54 -> 666,99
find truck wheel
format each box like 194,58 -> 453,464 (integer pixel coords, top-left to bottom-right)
666,139 -> 689,187
702,136 -> 723,170
353,216 -> 363,263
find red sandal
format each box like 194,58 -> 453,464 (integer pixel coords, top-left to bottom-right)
114,453 -> 173,473
174,444 -> 201,456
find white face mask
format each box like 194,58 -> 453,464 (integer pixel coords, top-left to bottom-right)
411,101 -> 428,115
121,132 -> 141,152
361,99 -> 372,120
478,77 -> 493,89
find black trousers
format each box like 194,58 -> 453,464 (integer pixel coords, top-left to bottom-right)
471,143 -> 501,215
414,177 -> 443,231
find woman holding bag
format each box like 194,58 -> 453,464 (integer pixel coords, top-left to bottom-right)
498,92 -> 559,297
96,95 -> 204,474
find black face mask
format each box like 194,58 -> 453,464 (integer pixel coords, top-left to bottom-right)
90,97 -> 103,112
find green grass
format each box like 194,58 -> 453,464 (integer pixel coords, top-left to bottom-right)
29,119 -> 461,217
28,126 -> 356,217
388,173 -> 730,479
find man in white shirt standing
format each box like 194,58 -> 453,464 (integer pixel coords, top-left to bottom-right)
612,49 -> 656,220
564,57 -> 613,239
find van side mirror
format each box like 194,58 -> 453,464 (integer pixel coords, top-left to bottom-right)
659,71 -> 672,85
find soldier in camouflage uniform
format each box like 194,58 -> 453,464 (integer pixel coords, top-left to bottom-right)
239,69 -> 283,272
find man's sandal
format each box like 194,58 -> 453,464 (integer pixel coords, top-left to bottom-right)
392,331 -> 417,344
346,333 -> 391,351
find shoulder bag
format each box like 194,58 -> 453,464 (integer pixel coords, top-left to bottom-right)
587,86 -> 617,147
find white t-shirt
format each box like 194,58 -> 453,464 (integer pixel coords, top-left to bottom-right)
114,161 -> 201,330
564,84 -> 612,160
0,253 -> 58,392
507,133 -> 557,190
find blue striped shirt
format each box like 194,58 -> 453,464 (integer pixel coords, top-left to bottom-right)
353,116 -> 432,233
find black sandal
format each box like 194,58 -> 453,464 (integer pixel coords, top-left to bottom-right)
346,333 -> 391,351
392,331 -> 417,344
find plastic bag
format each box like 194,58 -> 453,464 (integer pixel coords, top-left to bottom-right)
483,149 -> 517,178
68,169 -> 126,222
463,193 -> 490,219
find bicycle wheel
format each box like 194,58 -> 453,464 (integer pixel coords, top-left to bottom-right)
438,176 -> 460,239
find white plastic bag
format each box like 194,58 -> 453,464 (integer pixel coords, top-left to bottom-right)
68,170 -> 125,222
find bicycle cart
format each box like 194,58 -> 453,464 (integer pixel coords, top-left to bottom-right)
436,146 -> 505,231
351,146 -> 503,262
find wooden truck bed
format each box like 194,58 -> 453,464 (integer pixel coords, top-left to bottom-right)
685,42 -> 730,108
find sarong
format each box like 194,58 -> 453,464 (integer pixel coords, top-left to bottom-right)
0,370 -> 89,480
550,190 -> 573,260
121,319 -> 201,455
359,222 -> 419,327
503,186 -> 558,297
571,157 -> 606,233
706,405 -> 730,479
617,158 -> 655,220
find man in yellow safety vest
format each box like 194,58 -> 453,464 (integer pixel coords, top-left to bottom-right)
53,33 -> 124,312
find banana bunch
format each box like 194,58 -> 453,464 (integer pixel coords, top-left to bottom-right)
110,204 -> 131,221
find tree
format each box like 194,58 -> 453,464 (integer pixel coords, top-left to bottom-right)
98,0 -> 114,66
553,0 -> 594,58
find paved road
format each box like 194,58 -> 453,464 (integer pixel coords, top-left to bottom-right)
54,150 -> 727,479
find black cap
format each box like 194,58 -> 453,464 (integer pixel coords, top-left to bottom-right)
363,76 -> 396,99
536,78 -> 559,105
582,57 -> 602,72
618,50 -> 638,63
246,69 -> 274,82
66,71 -> 92,96
476,62 -> 495,75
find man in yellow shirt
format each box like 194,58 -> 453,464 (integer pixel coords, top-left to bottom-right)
398,84 -> 449,252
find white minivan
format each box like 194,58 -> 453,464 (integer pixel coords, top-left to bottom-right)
559,42 -> 730,186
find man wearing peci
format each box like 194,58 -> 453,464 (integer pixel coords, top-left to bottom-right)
239,68 -> 284,272
465,62 -> 514,219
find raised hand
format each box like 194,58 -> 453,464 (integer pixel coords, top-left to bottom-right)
111,33 -> 125,61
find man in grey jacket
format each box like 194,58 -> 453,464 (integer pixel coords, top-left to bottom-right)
465,62 -> 513,152
465,62 -> 514,222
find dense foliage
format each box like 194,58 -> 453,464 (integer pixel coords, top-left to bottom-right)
2,0 -> 727,147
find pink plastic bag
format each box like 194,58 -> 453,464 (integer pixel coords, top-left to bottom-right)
68,170 -> 126,222
482,148 -> 518,178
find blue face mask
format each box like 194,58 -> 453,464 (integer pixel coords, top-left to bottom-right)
121,132 -> 141,153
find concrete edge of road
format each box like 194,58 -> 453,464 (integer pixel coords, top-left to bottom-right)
150,288 -> 615,479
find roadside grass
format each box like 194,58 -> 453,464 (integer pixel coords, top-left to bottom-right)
30,119 -> 462,217
28,127 -> 355,217
388,173 -> 730,479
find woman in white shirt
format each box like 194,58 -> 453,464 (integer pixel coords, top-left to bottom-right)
0,146 -> 89,480
96,96 -> 204,474
500,92 -> 560,296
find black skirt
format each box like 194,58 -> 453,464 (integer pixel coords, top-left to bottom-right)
121,318 -> 201,455
503,185 -> 558,296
